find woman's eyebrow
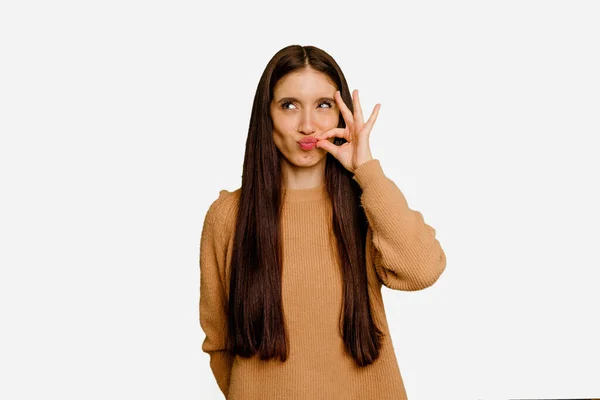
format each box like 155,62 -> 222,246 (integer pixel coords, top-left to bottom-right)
276,96 -> 335,104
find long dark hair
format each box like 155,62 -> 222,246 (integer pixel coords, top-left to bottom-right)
227,44 -> 384,366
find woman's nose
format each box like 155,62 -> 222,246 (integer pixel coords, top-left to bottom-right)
298,111 -> 316,134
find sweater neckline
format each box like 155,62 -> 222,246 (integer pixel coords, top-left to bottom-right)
282,183 -> 328,203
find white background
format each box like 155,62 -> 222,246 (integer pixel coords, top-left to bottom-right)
1,1 -> 599,399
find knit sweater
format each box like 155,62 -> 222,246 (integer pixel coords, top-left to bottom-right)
199,158 -> 446,400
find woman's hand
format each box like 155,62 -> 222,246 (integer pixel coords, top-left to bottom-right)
315,89 -> 381,173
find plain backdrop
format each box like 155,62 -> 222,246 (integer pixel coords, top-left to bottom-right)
1,1 -> 599,399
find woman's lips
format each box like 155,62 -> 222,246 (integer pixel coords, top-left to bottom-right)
298,137 -> 317,150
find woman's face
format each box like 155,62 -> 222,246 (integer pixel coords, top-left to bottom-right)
270,67 -> 339,167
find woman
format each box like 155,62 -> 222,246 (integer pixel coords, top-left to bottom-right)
199,44 -> 446,400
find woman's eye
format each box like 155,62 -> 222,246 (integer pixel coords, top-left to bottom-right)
281,101 -> 332,110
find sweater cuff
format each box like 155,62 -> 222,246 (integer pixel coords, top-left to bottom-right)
352,159 -> 387,189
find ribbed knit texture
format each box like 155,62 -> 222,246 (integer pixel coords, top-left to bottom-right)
199,159 -> 446,399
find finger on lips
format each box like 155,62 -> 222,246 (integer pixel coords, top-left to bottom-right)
316,127 -> 347,141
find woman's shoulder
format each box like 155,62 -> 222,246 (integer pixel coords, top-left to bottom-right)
204,187 -> 241,232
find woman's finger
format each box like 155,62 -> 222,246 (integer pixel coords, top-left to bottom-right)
335,90 -> 354,134
315,135 -> 340,158
352,89 -> 364,130
361,103 -> 381,136
316,127 -> 349,141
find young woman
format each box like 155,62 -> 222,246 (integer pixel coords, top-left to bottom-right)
199,44 -> 446,400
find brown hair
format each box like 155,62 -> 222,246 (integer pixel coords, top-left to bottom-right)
227,44 -> 384,366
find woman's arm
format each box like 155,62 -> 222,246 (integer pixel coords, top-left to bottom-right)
353,159 -> 447,291
199,194 -> 234,397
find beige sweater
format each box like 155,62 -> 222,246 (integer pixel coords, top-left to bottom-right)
199,158 -> 446,399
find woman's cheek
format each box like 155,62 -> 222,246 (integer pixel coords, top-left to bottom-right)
273,118 -> 292,135
322,114 -> 339,129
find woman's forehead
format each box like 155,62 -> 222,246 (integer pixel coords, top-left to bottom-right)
274,69 -> 337,97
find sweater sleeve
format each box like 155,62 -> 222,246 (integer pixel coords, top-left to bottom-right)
199,194 -> 234,397
352,159 -> 447,291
